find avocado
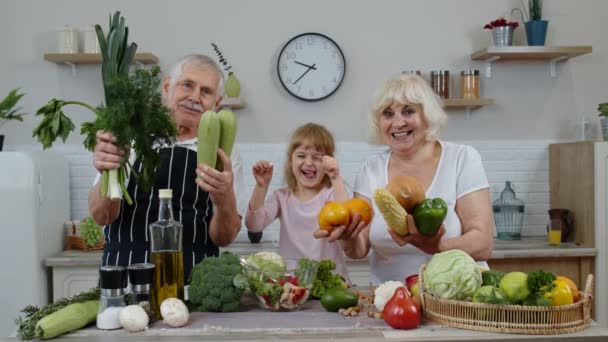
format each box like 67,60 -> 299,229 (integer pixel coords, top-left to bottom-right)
320,287 -> 359,312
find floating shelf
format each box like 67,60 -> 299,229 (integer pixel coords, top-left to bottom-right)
219,97 -> 246,110
470,46 -> 592,78
443,98 -> 495,119
44,53 -> 159,65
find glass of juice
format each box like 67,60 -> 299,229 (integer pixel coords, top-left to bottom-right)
548,226 -> 562,246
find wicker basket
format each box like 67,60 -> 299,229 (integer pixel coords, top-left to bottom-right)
418,264 -> 593,335
65,221 -> 104,251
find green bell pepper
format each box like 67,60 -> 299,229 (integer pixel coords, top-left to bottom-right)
413,198 -> 447,235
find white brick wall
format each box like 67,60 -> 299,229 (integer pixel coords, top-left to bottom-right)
28,140 -> 554,243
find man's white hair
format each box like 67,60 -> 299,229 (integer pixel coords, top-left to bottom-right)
167,54 -> 225,97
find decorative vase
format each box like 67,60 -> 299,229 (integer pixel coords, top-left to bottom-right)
525,20 -> 548,46
225,72 -> 241,98
601,117 -> 608,141
492,26 -> 514,46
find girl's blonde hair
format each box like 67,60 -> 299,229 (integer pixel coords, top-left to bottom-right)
284,123 -> 335,191
368,74 -> 447,144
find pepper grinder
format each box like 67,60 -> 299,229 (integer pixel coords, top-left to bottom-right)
97,265 -> 127,330
127,263 -> 156,319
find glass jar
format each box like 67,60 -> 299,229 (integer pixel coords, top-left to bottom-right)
493,181 -> 525,240
430,70 -> 450,99
460,70 -> 480,99
401,70 -> 422,76
97,265 -> 127,330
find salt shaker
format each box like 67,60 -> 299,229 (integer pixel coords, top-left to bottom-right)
97,265 -> 127,330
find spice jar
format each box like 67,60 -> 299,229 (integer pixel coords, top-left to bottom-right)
127,263 -> 156,319
401,70 -> 422,76
97,265 -> 127,330
430,70 -> 450,99
460,70 -> 480,99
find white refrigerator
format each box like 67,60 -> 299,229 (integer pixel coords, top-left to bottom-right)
0,152 -> 70,337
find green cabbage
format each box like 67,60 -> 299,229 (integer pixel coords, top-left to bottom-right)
246,252 -> 286,279
423,249 -> 482,300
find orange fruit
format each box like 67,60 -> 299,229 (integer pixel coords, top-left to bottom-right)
318,202 -> 350,232
556,276 -> 580,302
344,198 -> 373,225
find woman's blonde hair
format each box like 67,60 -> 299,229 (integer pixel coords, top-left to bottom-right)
284,123 -> 335,191
368,74 -> 447,144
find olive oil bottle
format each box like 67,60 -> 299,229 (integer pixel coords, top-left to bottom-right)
149,189 -> 184,319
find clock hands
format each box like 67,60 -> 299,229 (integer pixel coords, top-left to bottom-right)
294,60 -> 317,70
293,63 -> 316,85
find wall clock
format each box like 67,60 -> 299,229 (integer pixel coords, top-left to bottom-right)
277,32 -> 346,101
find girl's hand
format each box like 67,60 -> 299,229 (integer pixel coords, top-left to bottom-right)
313,213 -> 367,242
252,160 -> 273,187
388,215 -> 446,254
321,156 -> 340,180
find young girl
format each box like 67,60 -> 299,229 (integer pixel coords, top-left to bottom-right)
245,123 -> 350,282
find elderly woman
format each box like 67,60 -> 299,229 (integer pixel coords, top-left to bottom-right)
315,74 -> 494,285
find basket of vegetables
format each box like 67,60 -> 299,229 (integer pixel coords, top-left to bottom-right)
66,217 -> 104,251
418,250 -> 593,335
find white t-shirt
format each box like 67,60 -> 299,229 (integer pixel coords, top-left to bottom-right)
353,140 -> 489,285
93,138 -> 247,216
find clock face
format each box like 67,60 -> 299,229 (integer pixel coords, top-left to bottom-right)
277,33 -> 346,101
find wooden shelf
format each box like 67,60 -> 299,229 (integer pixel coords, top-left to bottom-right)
470,46 -> 592,78
443,98 -> 495,109
44,53 -> 159,65
219,97 -> 246,110
471,46 -> 592,61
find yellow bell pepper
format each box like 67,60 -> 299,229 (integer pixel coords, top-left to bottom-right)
543,280 -> 574,306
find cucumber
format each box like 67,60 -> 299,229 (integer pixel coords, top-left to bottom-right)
217,109 -> 237,171
320,287 -> 359,312
197,110 -> 221,169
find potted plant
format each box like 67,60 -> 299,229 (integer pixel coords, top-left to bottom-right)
599,102 -> 608,141
484,18 -> 519,46
517,0 -> 548,46
0,88 -> 26,151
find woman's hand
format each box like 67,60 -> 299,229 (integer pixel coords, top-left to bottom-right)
196,149 -> 234,206
93,131 -> 124,173
388,215 -> 446,254
313,213 -> 368,243
252,160 -> 273,187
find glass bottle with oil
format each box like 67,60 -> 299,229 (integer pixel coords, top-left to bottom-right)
149,189 -> 184,319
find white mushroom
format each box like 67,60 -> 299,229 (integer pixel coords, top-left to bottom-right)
160,298 -> 189,327
119,305 -> 149,332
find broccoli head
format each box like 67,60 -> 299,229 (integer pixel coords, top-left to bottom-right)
187,251 -> 246,312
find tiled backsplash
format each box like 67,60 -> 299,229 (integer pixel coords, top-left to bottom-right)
42,140 -> 553,243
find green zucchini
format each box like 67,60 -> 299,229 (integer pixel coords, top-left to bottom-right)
217,109 -> 237,171
197,110 -> 221,169
35,300 -> 99,339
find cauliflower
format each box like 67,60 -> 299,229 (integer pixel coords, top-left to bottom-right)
119,305 -> 149,332
374,281 -> 405,311
160,298 -> 189,328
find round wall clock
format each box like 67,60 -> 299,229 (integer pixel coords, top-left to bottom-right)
277,32 -> 346,101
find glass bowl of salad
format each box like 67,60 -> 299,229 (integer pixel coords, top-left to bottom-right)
248,259 -> 319,311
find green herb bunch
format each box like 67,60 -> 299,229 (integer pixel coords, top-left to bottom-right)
15,287 -> 100,340
32,11 -> 176,204
0,88 -> 26,129
598,103 -> 608,117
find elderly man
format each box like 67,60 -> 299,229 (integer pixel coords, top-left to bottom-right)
88,54 -> 244,282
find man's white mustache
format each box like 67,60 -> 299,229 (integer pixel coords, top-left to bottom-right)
179,100 -> 203,113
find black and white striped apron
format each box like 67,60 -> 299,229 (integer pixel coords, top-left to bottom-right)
101,146 -> 218,284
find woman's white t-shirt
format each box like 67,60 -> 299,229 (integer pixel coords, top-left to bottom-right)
353,140 -> 489,285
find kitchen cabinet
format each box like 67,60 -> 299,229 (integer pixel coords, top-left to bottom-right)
471,46 -> 592,78
549,141 -> 608,327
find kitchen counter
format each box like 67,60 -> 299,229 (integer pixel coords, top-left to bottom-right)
6,298 -> 608,342
44,236 -> 597,267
